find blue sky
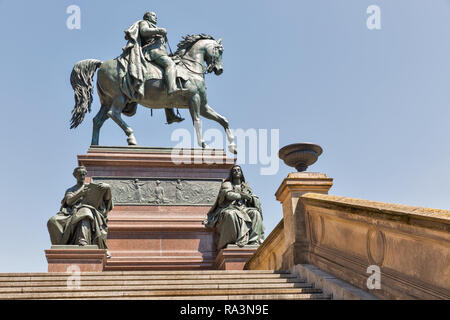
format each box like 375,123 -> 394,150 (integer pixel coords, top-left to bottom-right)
0,0 -> 450,272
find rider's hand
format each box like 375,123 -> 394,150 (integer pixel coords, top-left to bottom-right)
241,193 -> 251,201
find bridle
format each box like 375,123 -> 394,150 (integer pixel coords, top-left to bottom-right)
167,38 -> 222,75
178,56 -> 207,75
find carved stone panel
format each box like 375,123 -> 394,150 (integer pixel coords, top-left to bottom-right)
367,228 -> 386,266
310,214 -> 325,245
91,177 -> 223,205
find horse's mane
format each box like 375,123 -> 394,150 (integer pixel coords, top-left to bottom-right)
174,34 -> 215,56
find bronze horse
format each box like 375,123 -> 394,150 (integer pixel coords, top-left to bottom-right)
70,34 -> 237,154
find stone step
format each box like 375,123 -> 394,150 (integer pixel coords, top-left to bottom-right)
0,273 -> 298,282
0,282 -> 314,293
75,293 -> 332,300
0,287 -> 324,300
0,270 -> 285,277
0,277 -> 306,287
0,270 -> 329,300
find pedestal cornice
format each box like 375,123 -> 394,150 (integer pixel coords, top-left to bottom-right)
78,146 -> 235,169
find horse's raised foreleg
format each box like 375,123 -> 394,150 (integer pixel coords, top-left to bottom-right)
189,94 -> 206,148
200,104 -> 237,154
91,105 -> 109,146
107,95 -> 137,145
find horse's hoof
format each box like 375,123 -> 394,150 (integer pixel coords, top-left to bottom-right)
128,140 -> 137,146
127,134 -> 137,146
228,144 -> 237,155
201,142 -> 209,149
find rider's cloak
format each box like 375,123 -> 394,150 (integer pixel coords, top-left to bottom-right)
117,20 -> 150,100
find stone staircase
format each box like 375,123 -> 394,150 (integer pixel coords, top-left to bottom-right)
0,270 -> 331,300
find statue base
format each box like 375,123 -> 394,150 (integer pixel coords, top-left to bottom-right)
45,245 -> 107,272
214,245 -> 259,270
74,146 -> 235,271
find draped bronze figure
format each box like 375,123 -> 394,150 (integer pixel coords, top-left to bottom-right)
47,166 -> 113,257
204,165 -> 265,250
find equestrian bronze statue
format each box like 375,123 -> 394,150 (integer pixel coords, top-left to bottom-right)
69,11 -> 237,154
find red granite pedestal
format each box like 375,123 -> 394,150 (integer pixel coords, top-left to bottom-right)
76,146 -> 235,271
45,246 -> 107,272
214,245 -> 259,270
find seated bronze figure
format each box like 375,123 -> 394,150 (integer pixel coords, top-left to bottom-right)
47,166 -> 113,256
204,165 -> 264,250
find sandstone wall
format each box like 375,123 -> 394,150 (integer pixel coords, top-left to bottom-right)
301,193 -> 450,299
245,220 -> 286,271
246,184 -> 450,299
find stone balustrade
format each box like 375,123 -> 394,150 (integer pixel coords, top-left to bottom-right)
246,171 -> 450,299
244,220 -> 286,271
301,193 -> 450,299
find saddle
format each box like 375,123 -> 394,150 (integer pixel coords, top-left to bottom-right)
122,57 -> 191,116
144,58 -> 190,82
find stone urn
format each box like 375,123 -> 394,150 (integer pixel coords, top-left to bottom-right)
278,143 -> 323,172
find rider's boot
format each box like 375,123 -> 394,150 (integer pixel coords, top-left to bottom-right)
166,64 -> 186,95
165,108 -> 184,124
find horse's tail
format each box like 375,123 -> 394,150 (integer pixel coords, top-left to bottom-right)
69,59 -> 103,129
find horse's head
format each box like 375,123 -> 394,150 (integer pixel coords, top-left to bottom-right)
204,38 -> 224,75
176,35 -> 224,75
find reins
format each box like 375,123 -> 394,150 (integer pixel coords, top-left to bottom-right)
166,36 -> 210,75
